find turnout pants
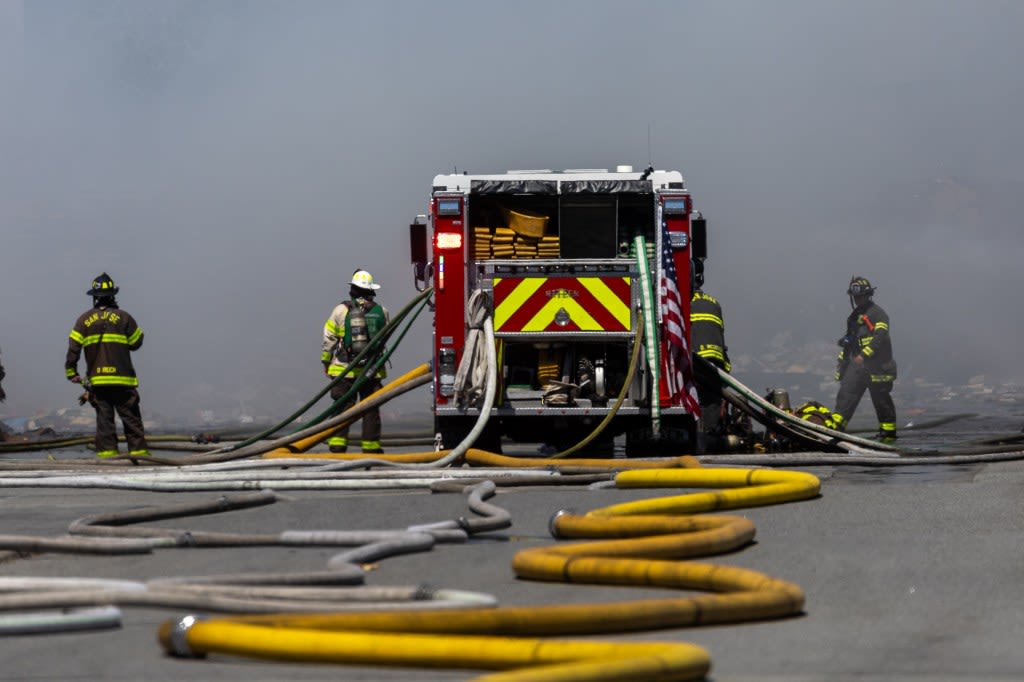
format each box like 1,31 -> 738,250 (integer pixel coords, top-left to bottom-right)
833,363 -> 896,435
693,356 -> 725,435
327,376 -> 383,452
91,386 -> 148,457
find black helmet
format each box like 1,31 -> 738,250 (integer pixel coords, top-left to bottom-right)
87,273 -> 119,297
693,260 -> 705,289
847,276 -> 875,297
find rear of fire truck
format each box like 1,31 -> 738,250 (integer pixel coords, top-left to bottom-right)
409,165 -> 707,455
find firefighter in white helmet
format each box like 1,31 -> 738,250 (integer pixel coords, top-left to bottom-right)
321,269 -> 390,453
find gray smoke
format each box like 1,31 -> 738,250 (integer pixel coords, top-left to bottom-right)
1,0 -> 1021,425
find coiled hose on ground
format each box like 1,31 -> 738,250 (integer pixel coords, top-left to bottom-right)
157,467 -> 819,681
0,483 -> 511,634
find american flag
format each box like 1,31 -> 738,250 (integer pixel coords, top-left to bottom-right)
659,220 -> 702,414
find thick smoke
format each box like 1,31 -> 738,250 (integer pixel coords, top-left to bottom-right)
1,1 -> 1021,426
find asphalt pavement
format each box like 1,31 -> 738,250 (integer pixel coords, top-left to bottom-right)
1,410 -> 1023,681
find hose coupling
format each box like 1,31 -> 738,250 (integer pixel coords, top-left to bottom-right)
167,614 -> 207,658
548,509 -> 574,539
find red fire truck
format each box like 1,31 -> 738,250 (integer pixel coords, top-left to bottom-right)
409,165 -> 708,455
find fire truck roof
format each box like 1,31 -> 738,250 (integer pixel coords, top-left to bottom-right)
431,167 -> 686,194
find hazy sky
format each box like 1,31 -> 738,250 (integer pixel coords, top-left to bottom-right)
1,0 -> 1022,422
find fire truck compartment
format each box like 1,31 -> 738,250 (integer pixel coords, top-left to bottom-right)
467,191 -> 657,262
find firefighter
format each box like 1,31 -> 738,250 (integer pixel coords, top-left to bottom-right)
321,269 -> 390,454
65,273 -> 149,458
690,260 -> 731,437
831,276 -> 898,440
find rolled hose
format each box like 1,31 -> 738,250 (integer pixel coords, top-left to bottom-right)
158,466 -> 817,680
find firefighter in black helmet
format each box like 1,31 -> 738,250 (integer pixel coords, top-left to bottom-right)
831,276 -> 898,441
65,273 -> 149,458
321,270 -> 390,453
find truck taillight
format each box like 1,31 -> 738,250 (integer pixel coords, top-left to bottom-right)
438,348 -> 456,397
436,232 -> 462,250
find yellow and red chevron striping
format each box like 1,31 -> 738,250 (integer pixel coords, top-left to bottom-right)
493,276 -> 632,332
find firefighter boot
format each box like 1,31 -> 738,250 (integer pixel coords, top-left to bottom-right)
361,439 -> 384,455
877,423 -> 898,444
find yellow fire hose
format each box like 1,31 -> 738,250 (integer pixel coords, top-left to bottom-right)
159,466 -> 819,681
161,620 -> 710,681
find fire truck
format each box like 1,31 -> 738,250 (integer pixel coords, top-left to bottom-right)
408,165 -> 708,455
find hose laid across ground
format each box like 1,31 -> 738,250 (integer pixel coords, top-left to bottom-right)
215,288 -> 433,452
0,483 -> 511,626
181,363 -> 433,464
158,466 -> 818,681
710,358 -> 901,453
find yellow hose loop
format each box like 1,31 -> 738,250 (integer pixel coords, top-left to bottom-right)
466,449 -> 701,470
512,553 -> 804,607
160,620 -> 709,681
264,363 -> 432,456
547,513 -> 756,558
158,465 -> 818,679
597,468 -> 821,516
253,590 -> 785,633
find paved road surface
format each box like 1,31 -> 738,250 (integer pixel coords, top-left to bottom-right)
1,412 -> 1023,681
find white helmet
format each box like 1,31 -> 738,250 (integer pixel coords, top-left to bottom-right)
350,269 -> 381,290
